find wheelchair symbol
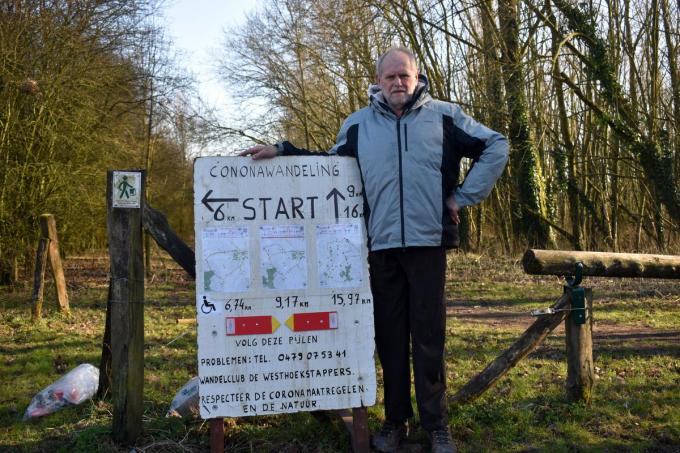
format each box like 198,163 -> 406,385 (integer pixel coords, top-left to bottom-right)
201,296 -> 216,314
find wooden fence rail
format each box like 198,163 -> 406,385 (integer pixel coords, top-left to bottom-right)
451,291 -> 570,404
455,248 -> 679,406
523,249 -> 680,279
142,204 -> 195,278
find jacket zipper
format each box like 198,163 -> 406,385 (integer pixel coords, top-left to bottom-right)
397,118 -> 405,247
404,123 -> 408,152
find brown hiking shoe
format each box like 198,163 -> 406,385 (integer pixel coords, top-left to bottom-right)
428,427 -> 456,453
371,420 -> 408,452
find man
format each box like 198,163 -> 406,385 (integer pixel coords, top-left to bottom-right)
242,47 -> 508,453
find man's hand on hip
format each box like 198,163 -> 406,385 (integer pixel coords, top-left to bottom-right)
239,144 -> 278,159
445,195 -> 460,225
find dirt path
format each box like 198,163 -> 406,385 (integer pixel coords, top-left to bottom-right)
446,302 -> 680,354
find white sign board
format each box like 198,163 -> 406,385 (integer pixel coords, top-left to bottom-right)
111,171 -> 141,208
193,156 -> 376,418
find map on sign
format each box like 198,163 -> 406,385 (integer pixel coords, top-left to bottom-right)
259,225 -> 307,290
316,223 -> 363,288
193,156 -> 376,419
202,227 -> 250,292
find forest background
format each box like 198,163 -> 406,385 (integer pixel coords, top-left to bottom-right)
1,0 -> 679,284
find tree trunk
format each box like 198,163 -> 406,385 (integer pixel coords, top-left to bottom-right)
552,0 -> 680,229
548,0 -> 582,250
660,0 -> 680,170
144,78 -> 154,279
498,0 -> 554,248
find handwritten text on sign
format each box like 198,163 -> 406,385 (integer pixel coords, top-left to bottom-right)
193,156 -> 376,418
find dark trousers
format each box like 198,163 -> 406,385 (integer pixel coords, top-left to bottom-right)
369,247 -> 448,431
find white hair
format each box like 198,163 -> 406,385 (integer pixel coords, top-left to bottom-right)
376,47 -> 418,76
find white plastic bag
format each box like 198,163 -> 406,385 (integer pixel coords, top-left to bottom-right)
166,376 -> 199,418
23,363 -> 99,421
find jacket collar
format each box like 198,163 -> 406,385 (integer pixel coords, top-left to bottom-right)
367,74 -> 431,117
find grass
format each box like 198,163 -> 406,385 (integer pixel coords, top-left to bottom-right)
1,253 -> 679,452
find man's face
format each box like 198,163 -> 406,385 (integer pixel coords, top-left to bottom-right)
377,51 -> 418,114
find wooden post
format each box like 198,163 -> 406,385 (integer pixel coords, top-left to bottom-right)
209,418 -> 224,453
565,286 -> 594,403
12,255 -> 20,284
351,407 -> 369,453
30,237 -> 50,319
39,214 -> 70,313
98,281 -> 113,399
336,408 -> 370,453
107,170 -> 145,445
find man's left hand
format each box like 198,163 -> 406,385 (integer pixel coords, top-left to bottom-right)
445,195 -> 460,225
239,144 -> 278,159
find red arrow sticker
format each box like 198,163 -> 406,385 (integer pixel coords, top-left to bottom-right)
286,312 -> 338,332
226,316 -> 280,335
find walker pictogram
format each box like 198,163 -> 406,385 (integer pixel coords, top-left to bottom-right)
118,176 -> 135,199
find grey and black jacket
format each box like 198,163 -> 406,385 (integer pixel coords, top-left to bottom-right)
278,75 -> 509,251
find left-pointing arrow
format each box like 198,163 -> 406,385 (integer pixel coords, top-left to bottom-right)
201,190 -> 238,212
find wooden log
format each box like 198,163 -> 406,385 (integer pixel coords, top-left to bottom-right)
565,287 -> 594,403
30,237 -> 50,319
450,292 -> 570,404
39,214 -> 70,314
142,204 -> 196,278
209,418 -> 224,453
523,249 -> 680,279
108,170 -> 145,445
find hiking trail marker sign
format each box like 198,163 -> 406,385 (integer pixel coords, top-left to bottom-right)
193,156 -> 376,418
112,171 -> 141,208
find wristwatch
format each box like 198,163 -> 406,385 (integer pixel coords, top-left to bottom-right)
274,142 -> 284,155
